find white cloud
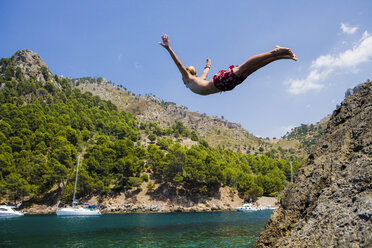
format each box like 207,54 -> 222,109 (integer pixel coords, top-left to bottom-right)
341,23 -> 358,34
312,31 -> 372,69
285,77 -> 324,95
286,31 -> 372,95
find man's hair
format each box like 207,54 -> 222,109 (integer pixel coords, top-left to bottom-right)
186,66 -> 196,76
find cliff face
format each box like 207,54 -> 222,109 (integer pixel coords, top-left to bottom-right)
10,49 -> 55,83
254,82 -> 372,248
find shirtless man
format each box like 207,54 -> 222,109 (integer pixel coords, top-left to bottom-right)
159,34 -> 297,95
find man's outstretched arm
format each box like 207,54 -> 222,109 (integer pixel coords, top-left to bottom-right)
159,34 -> 189,79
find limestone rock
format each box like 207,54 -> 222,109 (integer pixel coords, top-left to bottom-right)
254,81 -> 372,248
11,49 -> 55,83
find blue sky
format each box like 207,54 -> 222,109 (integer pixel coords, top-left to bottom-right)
1,1 -> 372,138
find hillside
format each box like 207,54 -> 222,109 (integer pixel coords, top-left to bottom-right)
254,81 -> 372,247
283,115 -> 330,153
71,77 -> 307,160
0,50 -> 300,211
282,82 -> 367,154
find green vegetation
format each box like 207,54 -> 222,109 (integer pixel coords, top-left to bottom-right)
0,54 -> 302,204
147,142 -> 301,200
0,60 -> 138,202
284,123 -> 325,153
72,76 -> 311,160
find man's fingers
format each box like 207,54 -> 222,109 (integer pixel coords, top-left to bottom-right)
160,34 -> 169,46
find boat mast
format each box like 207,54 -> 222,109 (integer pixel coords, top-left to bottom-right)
72,155 -> 81,205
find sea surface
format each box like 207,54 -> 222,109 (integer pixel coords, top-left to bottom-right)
0,211 -> 272,247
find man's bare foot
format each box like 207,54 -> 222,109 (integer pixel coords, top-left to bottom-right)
272,46 -> 298,61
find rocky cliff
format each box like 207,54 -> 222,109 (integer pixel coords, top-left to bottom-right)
9,49 -> 56,83
254,81 -> 372,247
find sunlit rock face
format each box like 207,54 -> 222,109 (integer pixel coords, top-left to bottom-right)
254,81 -> 372,248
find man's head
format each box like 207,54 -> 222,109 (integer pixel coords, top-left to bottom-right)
186,66 -> 196,76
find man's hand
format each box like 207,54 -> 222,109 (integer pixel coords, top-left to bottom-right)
159,34 -> 170,49
205,58 -> 211,68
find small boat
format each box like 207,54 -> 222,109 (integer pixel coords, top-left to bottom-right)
236,203 -> 276,212
236,203 -> 257,212
0,205 -> 25,217
56,204 -> 101,216
56,155 -> 101,216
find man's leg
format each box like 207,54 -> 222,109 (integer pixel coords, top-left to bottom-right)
233,46 -> 297,79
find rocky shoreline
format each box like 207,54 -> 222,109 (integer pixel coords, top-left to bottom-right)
24,204 -> 237,215
23,196 -> 278,215
21,182 -> 279,215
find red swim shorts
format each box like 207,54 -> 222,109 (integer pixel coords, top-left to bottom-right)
212,65 -> 245,91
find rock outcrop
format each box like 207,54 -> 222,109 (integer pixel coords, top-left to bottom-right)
254,81 -> 372,247
11,49 -> 47,68
345,82 -> 363,98
10,49 -> 54,82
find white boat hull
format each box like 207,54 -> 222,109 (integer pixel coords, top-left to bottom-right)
0,212 -> 24,217
236,208 -> 256,212
236,203 -> 257,212
236,206 -> 276,212
56,207 -> 101,216
0,206 -> 24,217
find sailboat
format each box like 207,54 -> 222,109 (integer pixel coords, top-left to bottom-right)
56,155 -> 101,216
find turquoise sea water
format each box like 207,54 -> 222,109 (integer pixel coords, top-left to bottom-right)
0,211 -> 272,247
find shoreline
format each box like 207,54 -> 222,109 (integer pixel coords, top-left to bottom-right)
22,196 -> 278,215
23,208 -> 276,216
23,209 -> 241,216
24,205 -> 239,215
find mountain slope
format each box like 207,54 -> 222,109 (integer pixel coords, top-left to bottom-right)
283,115 -> 330,153
71,77 -> 307,160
